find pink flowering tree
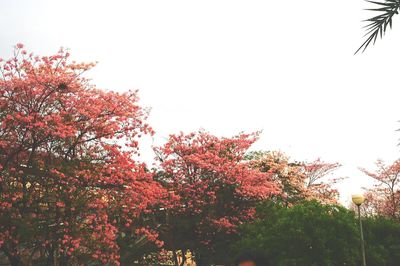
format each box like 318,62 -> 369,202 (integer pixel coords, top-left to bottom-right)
301,159 -> 342,204
249,152 -> 341,205
0,45 -> 165,265
360,159 -> 400,220
154,131 -> 279,265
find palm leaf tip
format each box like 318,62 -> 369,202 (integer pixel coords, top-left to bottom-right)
355,0 -> 400,54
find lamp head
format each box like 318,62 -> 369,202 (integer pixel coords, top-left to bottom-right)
352,194 -> 365,206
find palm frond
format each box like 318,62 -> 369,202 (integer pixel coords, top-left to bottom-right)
355,0 -> 400,54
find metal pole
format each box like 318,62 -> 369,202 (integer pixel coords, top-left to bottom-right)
358,205 -> 367,266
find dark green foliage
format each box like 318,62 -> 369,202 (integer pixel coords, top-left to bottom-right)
363,217 -> 400,266
232,201 -> 400,266
233,201 -> 361,266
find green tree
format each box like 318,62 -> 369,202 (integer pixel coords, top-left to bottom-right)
233,201 -> 360,266
363,217 -> 400,266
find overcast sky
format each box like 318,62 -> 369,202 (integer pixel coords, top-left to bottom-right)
1,0 -> 400,204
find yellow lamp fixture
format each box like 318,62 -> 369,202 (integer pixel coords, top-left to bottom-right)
352,194 -> 365,206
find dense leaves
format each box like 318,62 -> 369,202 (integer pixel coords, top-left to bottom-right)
362,217 -> 400,266
233,200 -> 400,266
234,201 -> 360,266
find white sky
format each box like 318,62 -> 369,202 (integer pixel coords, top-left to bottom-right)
1,0 -> 400,205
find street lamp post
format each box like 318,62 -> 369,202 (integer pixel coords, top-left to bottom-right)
352,194 -> 367,266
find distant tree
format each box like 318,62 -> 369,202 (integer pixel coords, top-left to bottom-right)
248,151 -> 341,205
356,0 -> 400,54
360,159 -> 400,220
247,151 -> 306,204
302,158 -> 342,204
0,44 -> 165,265
154,131 -> 280,265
